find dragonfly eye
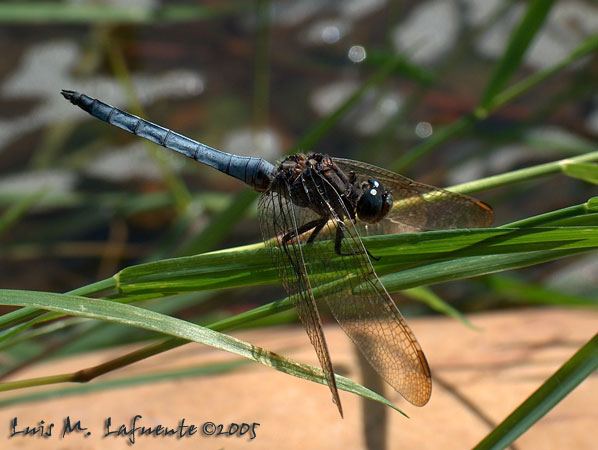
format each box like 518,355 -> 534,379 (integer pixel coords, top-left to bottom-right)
356,178 -> 393,223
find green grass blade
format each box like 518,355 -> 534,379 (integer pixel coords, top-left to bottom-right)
402,287 -> 480,330
363,48 -> 435,85
378,247 -> 594,293
486,275 -> 597,307
482,35 -> 598,116
447,152 -> 598,195
0,189 -> 45,235
0,278 -> 116,334
0,317 -> 89,353
115,225 -> 598,295
291,53 -> 408,155
472,333 -> 598,450
179,188 -> 258,256
0,361 -> 250,408
0,3 -> 245,24
561,162 -> 598,185
2,200 -> 595,339
0,290 -> 406,415
1,198 -> 595,340
391,116 -> 473,172
478,0 -> 557,108
503,197 -> 598,228
392,35 -> 598,172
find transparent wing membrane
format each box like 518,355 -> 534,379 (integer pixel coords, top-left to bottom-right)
258,185 -> 344,416
334,158 -> 493,235
258,167 -> 434,412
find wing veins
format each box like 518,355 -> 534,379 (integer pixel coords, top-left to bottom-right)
259,179 -> 344,416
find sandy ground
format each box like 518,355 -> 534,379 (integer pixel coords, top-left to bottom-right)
1,307 -> 596,449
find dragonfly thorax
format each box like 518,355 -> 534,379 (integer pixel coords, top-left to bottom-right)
272,153 -> 393,225
273,153 -> 355,220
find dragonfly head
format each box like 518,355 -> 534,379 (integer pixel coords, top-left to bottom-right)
356,178 -> 393,224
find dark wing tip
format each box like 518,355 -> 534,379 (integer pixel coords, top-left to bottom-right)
476,200 -> 495,226
476,200 -> 493,212
335,398 -> 344,418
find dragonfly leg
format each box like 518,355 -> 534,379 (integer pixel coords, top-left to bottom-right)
367,249 -> 381,261
281,217 -> 328,277
281,218 -> 328,246
334,222 -> 380,260
306,218 -> 328,244
334,222 -> 352,256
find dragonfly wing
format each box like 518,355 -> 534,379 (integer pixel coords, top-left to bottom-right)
264,170 -> 432,407
323,216 -> 432,406
258,187 -> 344,416
334,158 -> 494,234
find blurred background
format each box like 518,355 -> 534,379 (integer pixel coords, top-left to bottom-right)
0,1 -> 597,447
1,0 -> 596,297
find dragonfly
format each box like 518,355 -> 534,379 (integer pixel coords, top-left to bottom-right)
62,90 -> 494,416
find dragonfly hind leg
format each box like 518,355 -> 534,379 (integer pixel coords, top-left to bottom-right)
280,217 -> 329,248
280,217 -> 329,277
334,222 -> 380,261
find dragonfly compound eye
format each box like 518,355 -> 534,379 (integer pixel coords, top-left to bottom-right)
356,178 -> 393,224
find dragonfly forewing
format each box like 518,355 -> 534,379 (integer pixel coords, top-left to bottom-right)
258,172 -> 433,411
334,158 -> 494,235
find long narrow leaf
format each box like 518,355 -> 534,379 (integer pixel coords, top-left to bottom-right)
115,226 -> 598,294
0,189 -> 45,235
562,162 -> 598,185
472,333 -> 598,450
0,290 -> 405,415
479,0 -> 557,107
